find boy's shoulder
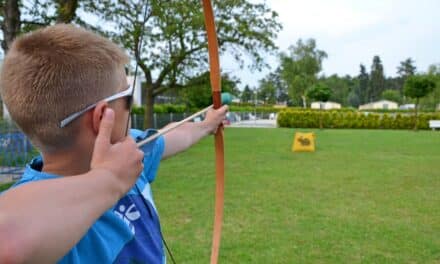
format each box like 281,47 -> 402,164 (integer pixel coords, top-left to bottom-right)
130,128 -> 164,157
130,129 -> 164,183
11,157 -> 57,188
130,128 -> 158,141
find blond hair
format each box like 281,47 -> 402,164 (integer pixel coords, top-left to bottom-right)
0,24 -> 128,151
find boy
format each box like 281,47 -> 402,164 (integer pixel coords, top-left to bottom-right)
0,24 -> 227,263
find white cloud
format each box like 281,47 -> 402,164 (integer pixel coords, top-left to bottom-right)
232,0 -> 440,88
272,0 -> 386,41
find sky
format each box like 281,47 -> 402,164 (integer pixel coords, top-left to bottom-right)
224,0 -> 440,89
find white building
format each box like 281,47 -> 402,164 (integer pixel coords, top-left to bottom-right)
399,104 -> 415,110
311,101 -> 341,110
126,75 -> 143,107
359,100 -> 398,110
2,102 -> 11,120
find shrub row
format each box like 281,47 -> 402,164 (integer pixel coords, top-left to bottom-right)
131,104 -> 190,115
359,108 -> 437,113
131,103 -> 437,117
230,104 -> 358,113
277,110 -> 440,130
132,104 -> 280,114
131,103 -> 359,114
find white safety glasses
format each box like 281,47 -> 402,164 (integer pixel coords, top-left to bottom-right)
60,84 -> 133,128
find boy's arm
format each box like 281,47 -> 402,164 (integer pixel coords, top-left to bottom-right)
162,105 -> 228,159
0,109 -> 144,264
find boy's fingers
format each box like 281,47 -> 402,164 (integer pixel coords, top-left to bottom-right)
219,105 -> 228,113
96,108 -> 115,145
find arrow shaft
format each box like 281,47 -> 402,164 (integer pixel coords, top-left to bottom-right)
136,105 -> 213,148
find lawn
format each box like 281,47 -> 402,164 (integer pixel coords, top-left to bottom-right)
154,128 -> 440,263
0,181 -> 14,192
0,128 -> 438,263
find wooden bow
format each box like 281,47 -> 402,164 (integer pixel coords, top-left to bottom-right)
201,1 -> 224,263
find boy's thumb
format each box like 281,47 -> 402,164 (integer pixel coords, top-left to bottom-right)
96,108 -> 115,144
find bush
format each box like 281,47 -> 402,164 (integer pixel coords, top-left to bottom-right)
131,104 -> 190,114
131,105 -> 145,115
277,109 -> 440,130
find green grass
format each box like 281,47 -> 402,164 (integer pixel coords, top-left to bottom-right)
0,129 -> 438,263
154,128 -> 440,263
0,182 -> 14,192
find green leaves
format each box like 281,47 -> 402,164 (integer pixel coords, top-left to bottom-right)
279,38 -> 327,106
404,75 -> 436,99
369,55 -> 386,102
277,109 -> 440,130
81,0 -> 281,126
307,83 -> 332,103
181,72 -> 240,108
381,89 -> 402,104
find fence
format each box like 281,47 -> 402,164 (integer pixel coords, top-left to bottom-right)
0,120 -> 34,182
0,111 -> 274,182
131,113 -> 191,130
131,111 -> 276,130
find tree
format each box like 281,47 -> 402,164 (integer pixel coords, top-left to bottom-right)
397,57 -> 416,96
257,72 -> 279,104
0,0 -> 81,118
404,75 -> 436,130
307,83 -> 331,103
358,64 -> 369,104
427,63 -> 440,75
307,83 -> 331,129
1,0 -> 20,53
397,57 -> 417,77
381,89 -> 402,104
84,0 -> 282,127
420,63 -> 440,111
1,0 -> 81,53
0,0 -> 20,117
55,0 -> 79,23
279,38 -> 327,107
181,72 -> 239,108
369,55 -> 386,102
261,68 -> 288,105
347,91 -> 360,107
240,85 -> 253,103
319,74 -> 352,106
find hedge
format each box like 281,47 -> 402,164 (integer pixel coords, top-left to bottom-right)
131,104 -> 191,115
358,108 -> 437,114
277,110 -> 440,130
132,103 -> 358,114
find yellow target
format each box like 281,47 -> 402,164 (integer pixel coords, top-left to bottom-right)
292,132 -> 316,152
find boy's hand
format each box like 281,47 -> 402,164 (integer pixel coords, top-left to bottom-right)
204,105 -> 229,134
90,108 -> 144,195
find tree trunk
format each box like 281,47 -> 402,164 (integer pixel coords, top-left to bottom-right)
143,84 -> 154,129
1,0 -> 20,53
1,0 -> 21,119
55,0 -> 79,23
301,95 -> 307,108
319,103 -> 323,129
0,98 -> 3,118
413,98 -> 419,131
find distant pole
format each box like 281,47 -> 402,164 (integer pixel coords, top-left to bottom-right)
254,88 -> 257,124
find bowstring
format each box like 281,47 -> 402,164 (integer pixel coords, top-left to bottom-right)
129,2 -> 177,264
125,1 -> 148,134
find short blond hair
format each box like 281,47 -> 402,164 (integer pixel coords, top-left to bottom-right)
0,24 -> 129,151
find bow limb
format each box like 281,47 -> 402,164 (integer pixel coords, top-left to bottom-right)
202,1 -> 224,264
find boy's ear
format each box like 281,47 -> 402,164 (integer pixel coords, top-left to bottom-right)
92,101 -> 109,134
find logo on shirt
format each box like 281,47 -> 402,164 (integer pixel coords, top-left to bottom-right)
114,203 -> 141,234
113,194 -> 165,263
